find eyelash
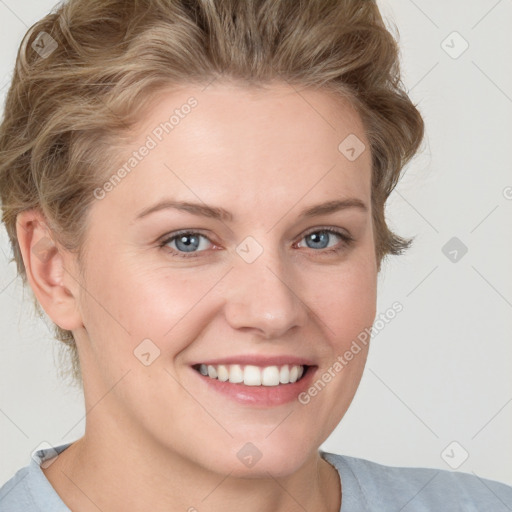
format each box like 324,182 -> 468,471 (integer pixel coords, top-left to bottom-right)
158,227 -> 355,259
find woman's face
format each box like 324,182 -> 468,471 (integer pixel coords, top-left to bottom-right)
70,81 -> 377,477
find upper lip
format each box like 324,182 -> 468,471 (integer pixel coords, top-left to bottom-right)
191,355 -> 315,367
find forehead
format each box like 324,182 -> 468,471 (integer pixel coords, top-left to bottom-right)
103,81 -> 372,216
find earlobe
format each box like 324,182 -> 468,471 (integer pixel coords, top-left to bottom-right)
15,209 -> 84,331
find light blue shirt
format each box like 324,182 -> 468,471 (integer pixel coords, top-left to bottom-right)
1,442 -> 511,511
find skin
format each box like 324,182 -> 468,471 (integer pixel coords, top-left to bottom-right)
17,81 -> 377,512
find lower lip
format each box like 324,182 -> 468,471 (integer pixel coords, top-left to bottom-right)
192,366 -> 317,407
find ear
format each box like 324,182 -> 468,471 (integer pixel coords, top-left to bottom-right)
16,209 -> 84,331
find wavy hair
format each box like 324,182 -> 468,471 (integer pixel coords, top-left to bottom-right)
0,0 -> 424,387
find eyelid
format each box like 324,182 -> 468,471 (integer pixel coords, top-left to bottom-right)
300,225 -> 352,240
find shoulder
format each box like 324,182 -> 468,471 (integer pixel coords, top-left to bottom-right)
0,443 -> 72,512
0,466 -> 36,511
322,451 -> 512,511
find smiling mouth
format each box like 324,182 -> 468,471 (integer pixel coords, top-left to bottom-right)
192,363 -> 310,386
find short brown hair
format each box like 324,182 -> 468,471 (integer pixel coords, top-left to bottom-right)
0,0 -> 424,387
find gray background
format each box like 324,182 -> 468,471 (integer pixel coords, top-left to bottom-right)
1,0 -> 511,487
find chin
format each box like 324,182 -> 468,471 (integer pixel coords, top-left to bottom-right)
234,453 -> 314,480
216,436 -> 318,479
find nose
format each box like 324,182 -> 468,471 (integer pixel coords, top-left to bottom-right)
223,248 -> 308,339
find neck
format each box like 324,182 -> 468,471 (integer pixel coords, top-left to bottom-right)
42,427 -> 341,512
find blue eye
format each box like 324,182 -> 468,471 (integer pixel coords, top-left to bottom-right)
161,231 -> 213,256
159,227 -> 354,258
298,228 -> 353,252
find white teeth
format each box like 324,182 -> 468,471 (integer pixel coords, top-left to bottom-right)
261,366 -> 280,386
279,365 -> 290,384
196,363 -> 306,386
228,364 -> 244,383
243,365 -> 261,386
217,364 -> 229,382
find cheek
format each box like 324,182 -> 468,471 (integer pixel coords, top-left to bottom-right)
309,258 -> 377,345
79,233 -> 376,355
80,261 -> 222,357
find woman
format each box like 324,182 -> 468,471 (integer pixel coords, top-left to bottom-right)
0,0 -> 511,510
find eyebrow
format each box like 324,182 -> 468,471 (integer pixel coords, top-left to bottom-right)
134,197 -> 368,223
